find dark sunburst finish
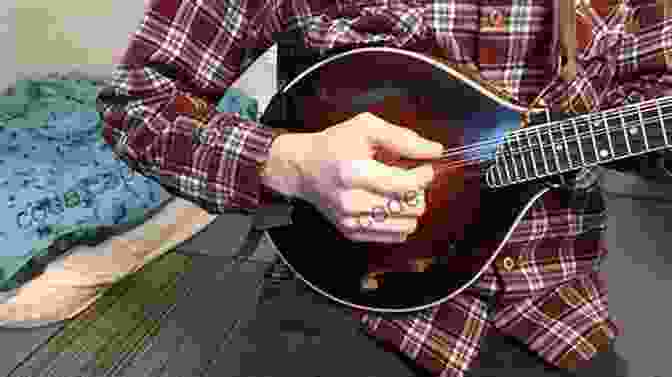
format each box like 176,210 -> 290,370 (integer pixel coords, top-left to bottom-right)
258,47 -> 635,312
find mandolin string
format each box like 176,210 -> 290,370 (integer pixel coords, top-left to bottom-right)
448,98 -> 672,158
436,111 -> 672,172
475,111 -> 672,166
458,110 -> 672,163
414,109 -> 672,172
433,110 -> 672,173
424,98 -> 672,165
435,97 -> 672,158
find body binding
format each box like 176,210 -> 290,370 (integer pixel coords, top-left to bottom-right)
260,47 -> 552,312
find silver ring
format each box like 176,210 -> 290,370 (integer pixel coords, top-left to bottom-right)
357,215 -> 374,230
371,206 -> 388,222
387,198 -> 403,214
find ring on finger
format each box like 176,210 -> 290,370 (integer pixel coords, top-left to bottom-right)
357,214 -> 374,230
387,198 -> 403,215
403,190 -> 425,207
371,206 -> 388,222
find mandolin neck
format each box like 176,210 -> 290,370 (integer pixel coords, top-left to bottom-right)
486,96 -> 672,188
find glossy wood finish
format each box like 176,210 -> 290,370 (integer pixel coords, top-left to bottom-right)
260,48 -> 546,312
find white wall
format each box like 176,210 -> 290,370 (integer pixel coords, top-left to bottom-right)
3,0 -> 143,89
2,0 -> 277,111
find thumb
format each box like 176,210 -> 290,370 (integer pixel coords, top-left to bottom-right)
346,159 -> 435,195
369,121 -> 443,160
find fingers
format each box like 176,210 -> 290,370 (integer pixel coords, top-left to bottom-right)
330,188 -> 426,217
306,112 -> 441,244
346,230 -> 411,244
325,211 -> 417,244
319,189 -> 427,244
339,159 -> 434,198
340,215 -> 417,234
359,113 -> 443,159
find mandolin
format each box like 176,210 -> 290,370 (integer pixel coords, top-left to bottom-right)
259,47 -> 671,313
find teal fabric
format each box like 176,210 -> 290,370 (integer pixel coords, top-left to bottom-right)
216,86 -> 258,121
0,76 -> 259,290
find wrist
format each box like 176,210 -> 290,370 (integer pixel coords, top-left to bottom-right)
260,130 -> 306,199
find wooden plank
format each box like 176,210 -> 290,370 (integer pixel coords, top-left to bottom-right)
0,323 -> 65,376
117,259 -> 266,377
7,252 -> 194,377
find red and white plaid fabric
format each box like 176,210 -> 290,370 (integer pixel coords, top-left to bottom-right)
97,0 -> 672,375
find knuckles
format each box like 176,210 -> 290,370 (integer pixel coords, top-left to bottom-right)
334,191 -> 356,215
335,160 -> 356,188
338,216 -> 360,232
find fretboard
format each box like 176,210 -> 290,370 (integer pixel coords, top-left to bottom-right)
486,97 -> 672,188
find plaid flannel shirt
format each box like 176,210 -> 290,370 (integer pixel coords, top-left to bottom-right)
96,0 -> 672,376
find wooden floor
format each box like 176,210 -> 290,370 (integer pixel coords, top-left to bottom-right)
0,216 -> 278,377
2,170 -> 672,377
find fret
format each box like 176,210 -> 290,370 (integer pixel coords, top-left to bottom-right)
562,120 -> 583,167
558,121 -> 574,168
622,105 -> 646,153
655,98 -> 669,146
601,112 -> 616,160
535,127 -> 552,174
636,105 -> 650,150
548,125 -> 572,172
587,115 -> 614,162
640,102 -> 665,149
499,147 -> 512,182
494,152 -> 505,184
486,166 -> 499,187
524,130 -> 541,177
619,109 -> 632,154
588,117 -> 602,161
505,137 -> 521,180
508,153 -> 517,181
661,99 -> 672,146
604,109 -> 632,158
547,126 -> 563,171
574,117 -> 599,164
487,98 -> 672,189
514,133 -> 531,179
571,118 -> 586,165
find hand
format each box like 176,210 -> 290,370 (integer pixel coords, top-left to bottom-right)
262,112 -> 443,243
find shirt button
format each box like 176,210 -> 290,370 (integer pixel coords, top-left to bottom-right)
626,93 -> 642,104
502,256 -> 515,271
488,9 -> 504,28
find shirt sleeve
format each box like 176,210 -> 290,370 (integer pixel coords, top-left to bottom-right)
96,0 -> 286,215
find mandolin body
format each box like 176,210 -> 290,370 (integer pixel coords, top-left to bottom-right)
260,47 -> 555,312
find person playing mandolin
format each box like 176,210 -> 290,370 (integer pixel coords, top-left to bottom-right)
97,0 -> 669,375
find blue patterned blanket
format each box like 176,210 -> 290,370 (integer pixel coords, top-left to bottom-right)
0,75 -> 257,289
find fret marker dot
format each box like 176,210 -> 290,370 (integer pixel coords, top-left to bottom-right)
599,149 -> 609,158
629,127 -> 639,135
555,144 -> 563,151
